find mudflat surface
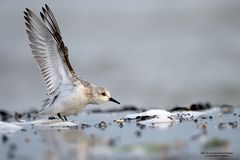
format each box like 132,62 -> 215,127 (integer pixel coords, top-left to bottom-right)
0,104 -> 240,160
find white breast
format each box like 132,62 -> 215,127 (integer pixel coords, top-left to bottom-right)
51,85 -> 89,116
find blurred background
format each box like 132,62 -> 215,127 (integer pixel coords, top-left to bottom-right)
1,0 -> 240,112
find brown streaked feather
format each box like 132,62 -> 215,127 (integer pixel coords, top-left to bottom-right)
40,4 -> 77,78
24,6 -> 74,95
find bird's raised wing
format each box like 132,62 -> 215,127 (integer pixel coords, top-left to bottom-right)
24,4 -> 77,95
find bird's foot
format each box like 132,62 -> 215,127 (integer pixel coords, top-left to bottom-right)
48,116 -> 57,120
57,113 -> 67,121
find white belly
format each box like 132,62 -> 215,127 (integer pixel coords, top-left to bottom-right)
48,87 -> 89,116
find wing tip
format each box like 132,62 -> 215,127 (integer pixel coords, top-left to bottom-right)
40,12 -> 45,20
25,8 -> 32,14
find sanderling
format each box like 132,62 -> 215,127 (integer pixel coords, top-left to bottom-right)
24,4 -> 120,121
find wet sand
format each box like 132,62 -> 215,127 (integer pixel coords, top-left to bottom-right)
0,103 -> 240,160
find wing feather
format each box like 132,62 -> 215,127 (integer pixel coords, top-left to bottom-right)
24,6 -> 74,95
40,5 -> 77,77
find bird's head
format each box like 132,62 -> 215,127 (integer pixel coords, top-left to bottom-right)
94,87 -> 120,105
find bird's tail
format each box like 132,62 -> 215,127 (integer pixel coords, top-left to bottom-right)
33,109 -> 46,119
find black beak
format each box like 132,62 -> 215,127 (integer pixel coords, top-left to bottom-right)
109,97 -> 120,104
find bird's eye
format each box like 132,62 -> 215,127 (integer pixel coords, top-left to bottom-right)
101,92 -> 106,96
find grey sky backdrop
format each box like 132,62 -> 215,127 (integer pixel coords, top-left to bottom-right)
1,0 -> 240,111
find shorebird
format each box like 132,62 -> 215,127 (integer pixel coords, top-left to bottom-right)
24,4 -> 120,121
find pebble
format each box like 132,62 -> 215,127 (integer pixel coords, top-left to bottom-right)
220,104 -> 234,114
0,110 -> 12,121
198,122 -> 207,130
194,119 -> 198,123
14,112 -> 22,121
169,107 -> 189,112
201,116 -> 207,120
80,124 -> 91,129
89,105 -> 144,114
218,121 -> 238,130
179,119 -> 183,123
118,123 -> 124,128
228,121 -> 238,128
21,128 -> 27,132
115,119 -> 125,124
190,102 -> 211,111
218,122 -> 228,130
95,121 -> 107,130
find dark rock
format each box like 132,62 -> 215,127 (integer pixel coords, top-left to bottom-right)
194,119 -> 198,123
135,115 -> 157,122
89,109 -> 102,113
123,118 -> 132,122
201,116 -> 207,120
190,102 -> 211,111
190,116 -> 194,121
27,113 -> 31,119
228,121 -> 238,128
118,123 -> 124,128
14,112 -> 22,121
21,128 -> 27,132
179,119 -> 183,123
169,107 -> 189,112
95,121 -> 107,130
218,122 -> 228,130
48,116 -> 57,120
89,105 -> 145,114
0,110 -> 12,122
80,123 -> 91,129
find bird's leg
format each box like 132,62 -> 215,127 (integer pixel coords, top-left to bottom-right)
63,116 -> 68,121
57,113 -> 65,121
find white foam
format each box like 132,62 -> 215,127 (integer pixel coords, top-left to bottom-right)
14,119 -> 79,129
14,119 -> 62,125
124,107 -> 220,125
124,109 -> 173,119
46,121 -> 79,128
0,121 -> 22,134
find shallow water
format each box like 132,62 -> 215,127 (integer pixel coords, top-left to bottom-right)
0,106 -> 240,160
1,1 -> 240,111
